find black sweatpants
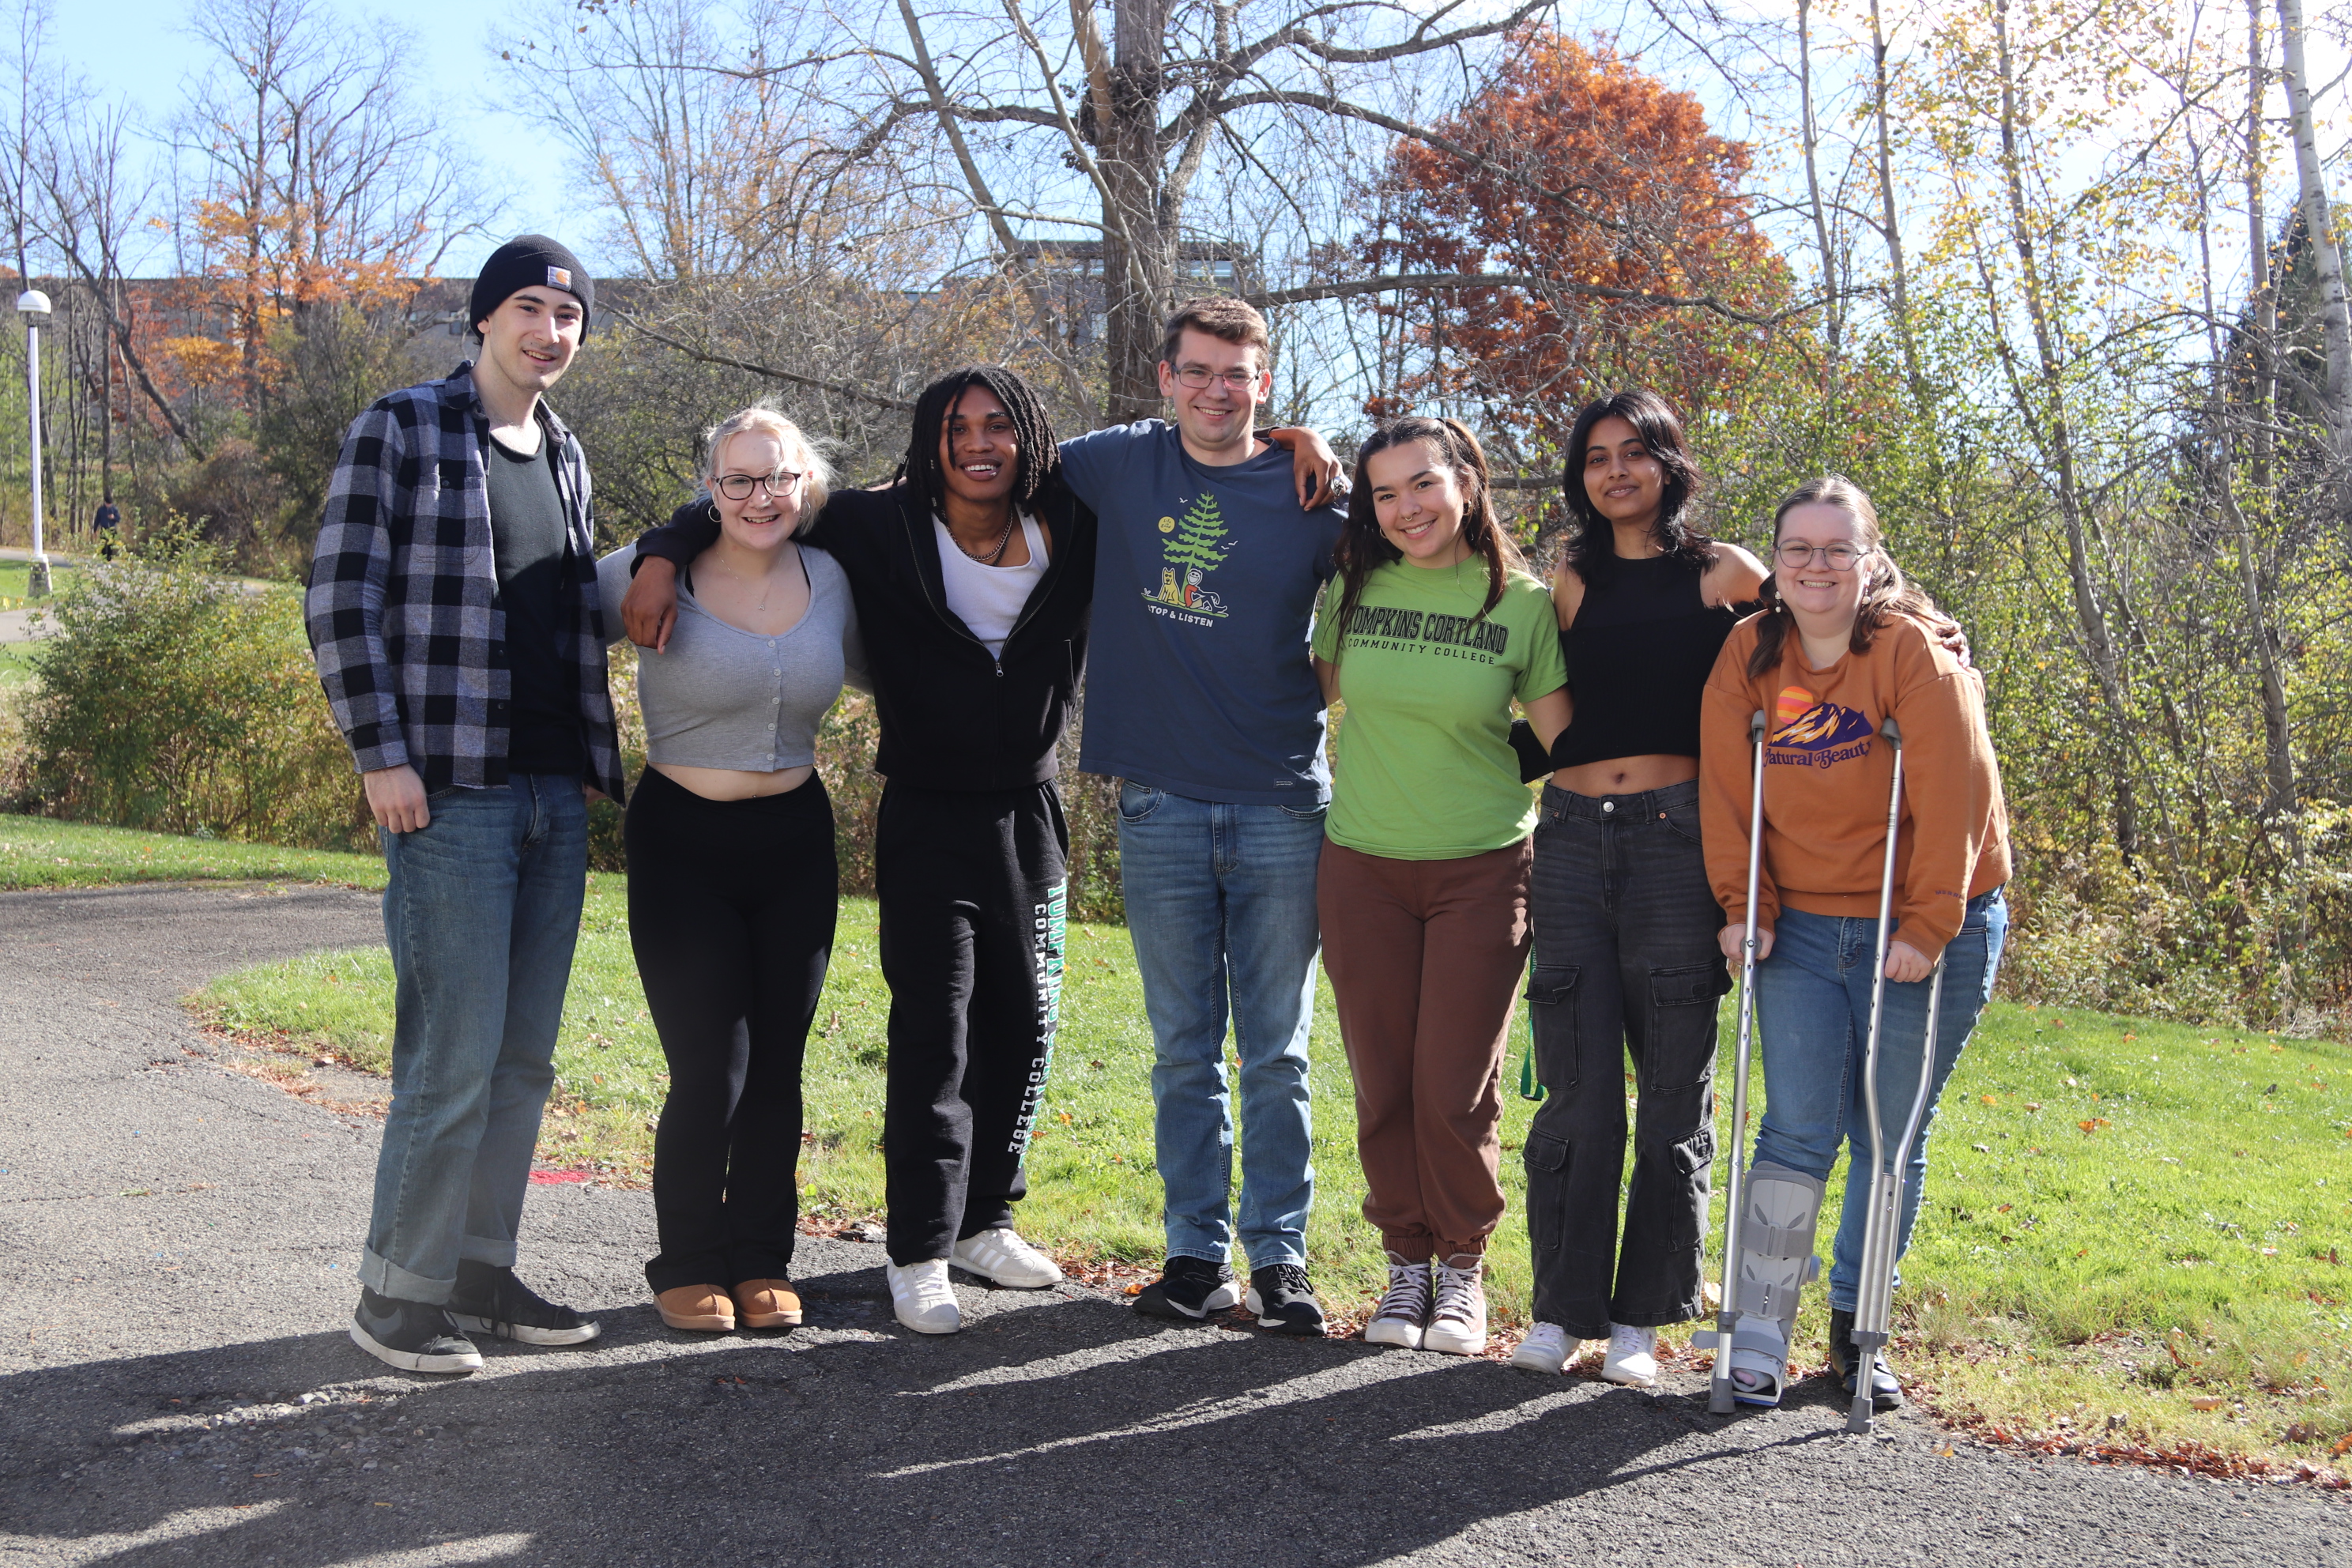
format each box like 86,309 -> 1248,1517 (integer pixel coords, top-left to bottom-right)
1523,780 -> 1728,1337
625,767 -> 837,1294
876,779 -> 1068,1266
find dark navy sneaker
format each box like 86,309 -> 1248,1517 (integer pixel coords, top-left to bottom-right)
1134,1256 -> 1242,1321
448,1262 -> 601,1347
351,1288 -> 483,1374
1246,1263 -> 1328,1337
1827,1307 -> 1903,1410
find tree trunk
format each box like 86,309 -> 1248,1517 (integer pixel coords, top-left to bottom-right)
1101,0 -> 1175,423
1798,0 -> 1841,369
1994,0 -> 2139,864
2276,0 -> 2352,450
1870,0 -> 1924,402
2245,0 -> 2275,492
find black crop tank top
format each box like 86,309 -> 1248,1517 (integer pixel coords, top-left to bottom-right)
1548,552 -> 1740,768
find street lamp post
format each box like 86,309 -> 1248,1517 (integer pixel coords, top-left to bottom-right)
17,290 -> 52,598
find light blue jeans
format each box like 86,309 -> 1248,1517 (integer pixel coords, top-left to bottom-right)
1750,888 -> 2007,1312
1118,783 -> 1324,1270
364,775 -> 588,1303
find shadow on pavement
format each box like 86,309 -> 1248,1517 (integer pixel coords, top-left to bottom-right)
0,1250 -> 1747,1567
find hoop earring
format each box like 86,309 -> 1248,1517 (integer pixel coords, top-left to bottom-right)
705,499 -> 721,523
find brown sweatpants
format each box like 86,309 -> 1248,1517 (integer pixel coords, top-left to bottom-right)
1317,837 -> 1534,1261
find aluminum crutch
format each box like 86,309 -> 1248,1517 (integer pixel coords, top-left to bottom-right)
1846,716 -> 1946,1435
1706,709 -> 1769,1416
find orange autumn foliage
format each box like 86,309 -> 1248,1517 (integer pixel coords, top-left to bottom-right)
1369,28 -> 1790,440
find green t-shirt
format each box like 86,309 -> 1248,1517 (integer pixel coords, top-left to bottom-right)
1312,558 -> 1568,860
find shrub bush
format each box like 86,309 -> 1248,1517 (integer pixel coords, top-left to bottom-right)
13,554 -> 371,850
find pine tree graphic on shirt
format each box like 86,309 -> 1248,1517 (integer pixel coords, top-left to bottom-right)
1149,492 -> 1231,616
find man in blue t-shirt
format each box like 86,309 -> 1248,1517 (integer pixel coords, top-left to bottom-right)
1059,299 -> 1346,1334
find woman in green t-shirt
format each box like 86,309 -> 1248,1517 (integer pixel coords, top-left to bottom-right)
1312,416 -> 1571,1356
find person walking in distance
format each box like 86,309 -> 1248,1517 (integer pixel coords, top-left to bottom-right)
307,236 -> 619,1373
1059,300 -> 1348,1334
1508,392 -> 1765,1386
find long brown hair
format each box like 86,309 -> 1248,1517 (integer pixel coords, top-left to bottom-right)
1747,474 -> 1958,679
1329,416 -> 1525,662
1559,390 -> 1715,584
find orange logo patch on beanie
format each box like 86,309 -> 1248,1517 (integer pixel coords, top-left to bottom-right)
546,266 -> 571,288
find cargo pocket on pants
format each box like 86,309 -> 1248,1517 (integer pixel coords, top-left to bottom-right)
1645,961 -> 1728,1095
1523,963 -> 1581,1090
1522,1129 -> 1573,1253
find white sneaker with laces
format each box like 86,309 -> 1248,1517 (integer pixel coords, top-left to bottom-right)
1363,1255 -> 1431,1349
885,1258 -> 961,1334
1601,1322 -> 1658,1386
1510,1321 -> 1574,1373
950,1227 -> 1062,1288
1422,1254 -> 1488,1356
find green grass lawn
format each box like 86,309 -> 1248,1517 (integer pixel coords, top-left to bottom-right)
0,815 -> 388,890
0,642 -> 38,686
0,558 -> 81,608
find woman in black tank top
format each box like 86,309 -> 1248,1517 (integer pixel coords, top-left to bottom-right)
1508,391 -> 1766,1385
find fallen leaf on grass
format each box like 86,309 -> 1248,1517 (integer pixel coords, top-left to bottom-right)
2079,1118 -> 2111,1134
2025,1102 -> 2042,1111
1981,1094 -> 1997,1105
2189,1396 -> 2226,1412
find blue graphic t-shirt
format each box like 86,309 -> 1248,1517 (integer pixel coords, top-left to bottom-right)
1059,421 -> 1346,804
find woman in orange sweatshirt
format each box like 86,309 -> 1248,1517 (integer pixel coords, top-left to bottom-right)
1698,474 -> 2010,1412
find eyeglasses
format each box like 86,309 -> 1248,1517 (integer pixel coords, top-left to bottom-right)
1775,541 -> 1864,570
1172,366 -> 1263,390
714,471 -> 803,501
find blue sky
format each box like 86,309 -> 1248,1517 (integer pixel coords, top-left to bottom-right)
53,0 -> 583,277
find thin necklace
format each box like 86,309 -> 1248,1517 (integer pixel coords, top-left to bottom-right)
950,510 -> 1017,566
714,547 -> 784,612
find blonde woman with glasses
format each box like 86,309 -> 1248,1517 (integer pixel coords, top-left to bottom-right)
595,406 -> 867,1336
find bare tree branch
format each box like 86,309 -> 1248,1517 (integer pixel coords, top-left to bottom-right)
612,309 -> 918,410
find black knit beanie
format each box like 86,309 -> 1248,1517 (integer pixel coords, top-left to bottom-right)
469,235 -> 594,338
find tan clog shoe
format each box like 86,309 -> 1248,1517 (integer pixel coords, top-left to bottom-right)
733,1279 -> 803,1329
656,1283 -> 735,1332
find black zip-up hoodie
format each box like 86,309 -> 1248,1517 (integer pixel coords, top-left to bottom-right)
632,480 -> 1095,793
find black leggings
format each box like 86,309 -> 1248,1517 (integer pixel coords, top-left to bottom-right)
876,780 -> 1068,1266
625,767 -> 837,1293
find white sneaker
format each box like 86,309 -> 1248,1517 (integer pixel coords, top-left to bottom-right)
1510,1321 -> 1573,1373
1363,1254 -> 1431,1349
1422,1254 -> 1487,1356
885,1258 -> 961,1335
950,1227 -> 1062,1288
1601,1322 -> 1657,1386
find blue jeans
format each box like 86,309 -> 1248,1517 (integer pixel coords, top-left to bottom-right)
364,775 -> 588,1303
1750,888 -> 2007,1311
1118,783 -> 1323,1270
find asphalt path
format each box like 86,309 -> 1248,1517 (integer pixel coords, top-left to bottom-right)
0,883 -> 2343,1566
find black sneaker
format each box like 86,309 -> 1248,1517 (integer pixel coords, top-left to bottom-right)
350,1288 -> 483,1374
1245,1263 -> 1328,1337
1826,1307 -> 1903,1411
447,1261 -> 601,1347
1134,1256 -> 1242,1321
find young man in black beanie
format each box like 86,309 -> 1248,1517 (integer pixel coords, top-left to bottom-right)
307,235 -> 622,1372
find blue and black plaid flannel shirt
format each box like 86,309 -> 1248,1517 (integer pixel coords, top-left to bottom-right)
305,363 -> 626,801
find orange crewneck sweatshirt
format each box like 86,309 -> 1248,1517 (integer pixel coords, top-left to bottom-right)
1700,610 -> 2011,958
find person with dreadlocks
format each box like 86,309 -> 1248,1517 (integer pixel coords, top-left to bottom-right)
619,367 -> 1336,1336
1312,416 -> 1570,1357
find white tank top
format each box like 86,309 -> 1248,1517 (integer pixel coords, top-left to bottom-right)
933,512 -> 1048,658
